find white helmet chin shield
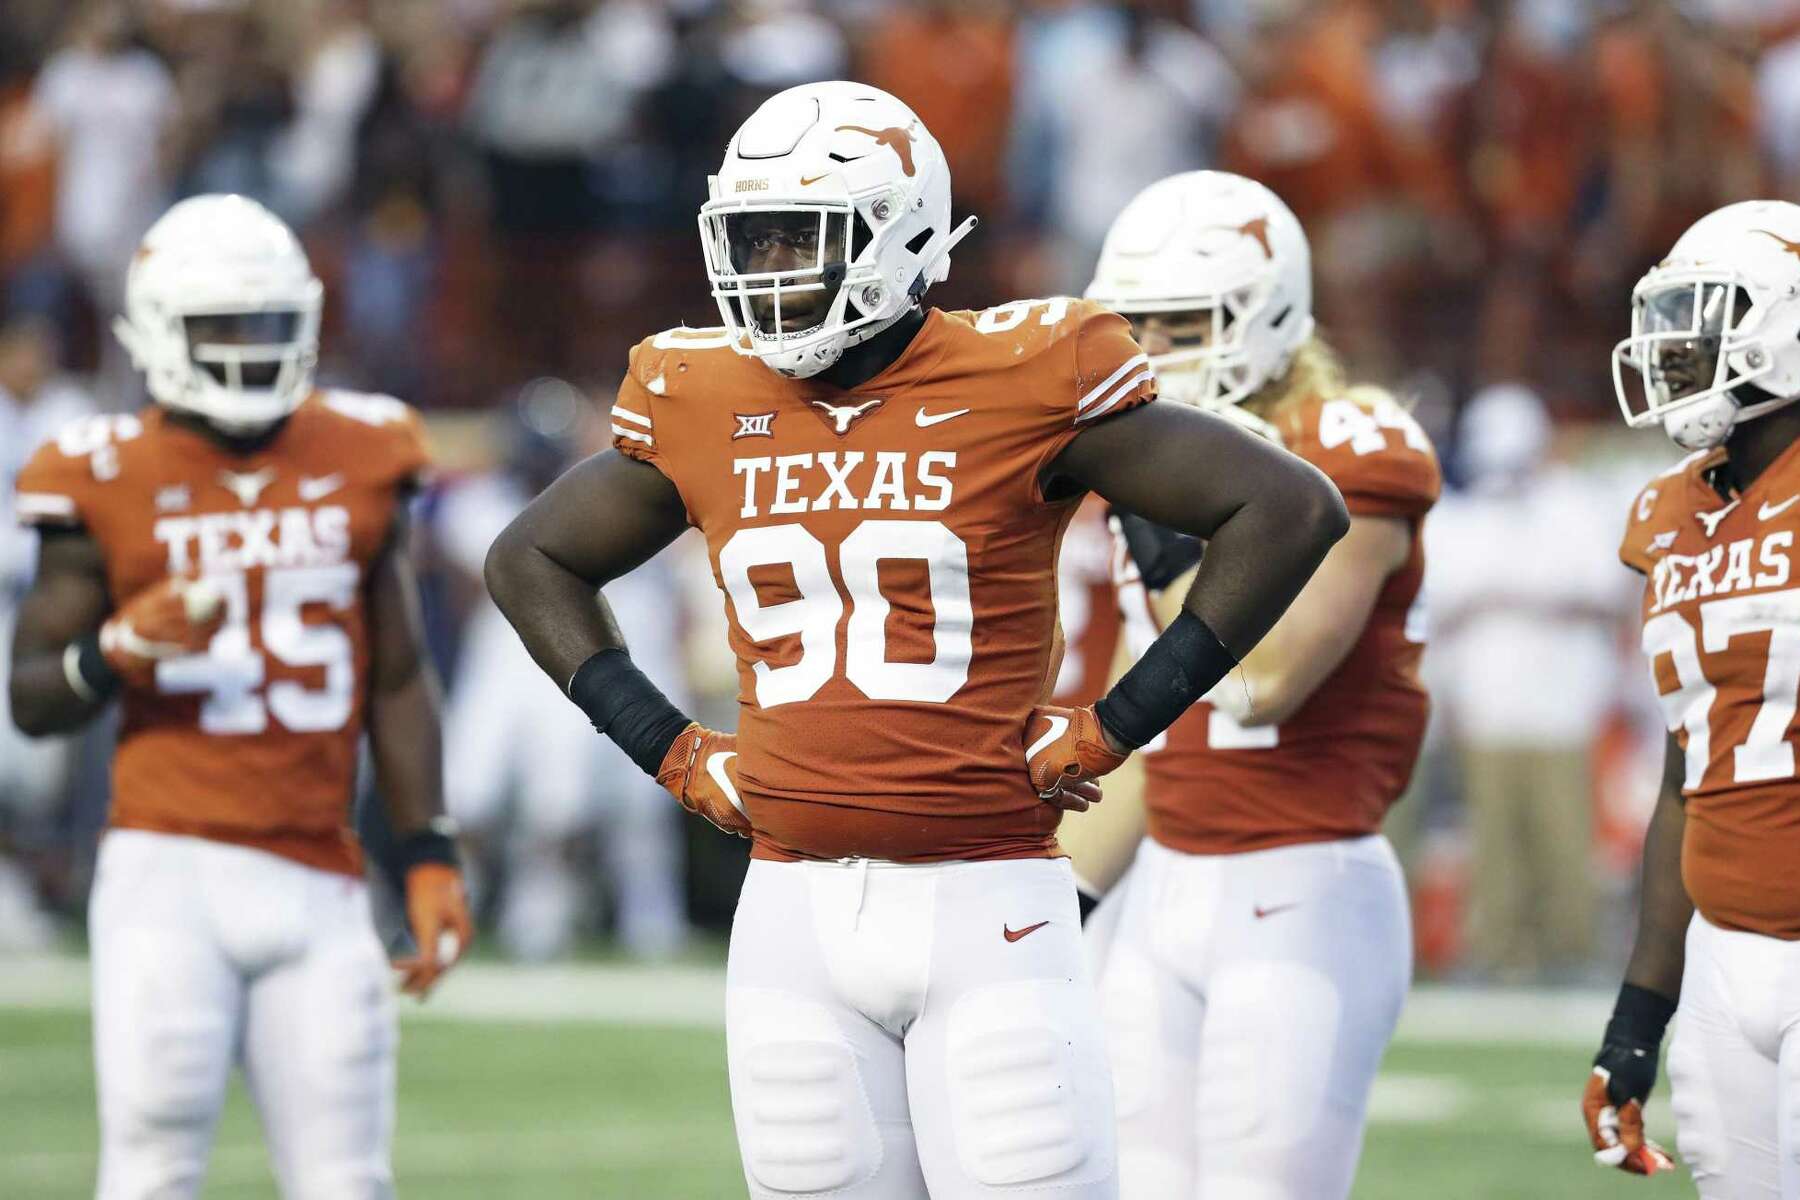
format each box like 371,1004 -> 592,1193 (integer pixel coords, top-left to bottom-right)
114,194 -> 322,435
1613,200 -> 1800,451
699,82 -> 976,379
1086,171 -> 1314,427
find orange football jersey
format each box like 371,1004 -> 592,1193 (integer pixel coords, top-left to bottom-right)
1622,444 -> 1800,939
612,300 -> 1156,862
1120,391 -> 1440,855
15,393 -> 428,877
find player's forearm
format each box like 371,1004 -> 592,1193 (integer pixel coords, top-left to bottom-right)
368,669 -> 445,835
1176,471 -> 1349,660
1621,775 -> 1692,1002
8,638 -> 111,737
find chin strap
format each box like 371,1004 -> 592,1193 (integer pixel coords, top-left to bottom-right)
908,215 -> 980,299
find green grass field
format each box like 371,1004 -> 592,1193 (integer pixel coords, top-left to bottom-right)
0,960 -> 1697,1199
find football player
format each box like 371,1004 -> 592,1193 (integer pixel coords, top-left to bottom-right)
1584,198 -> 1800,1197
8,194 -> 472,1200
485,83 -> 1347,1200
1069,170 -> 1440,1199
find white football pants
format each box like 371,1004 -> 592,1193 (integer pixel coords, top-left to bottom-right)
1092,835 -> 1411,1200
726,857 -> 1119,1199
89,830 -> 396,1200
1668,914 -> 1800,1199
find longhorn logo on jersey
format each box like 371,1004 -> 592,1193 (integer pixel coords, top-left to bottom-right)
811,398 -> 882,435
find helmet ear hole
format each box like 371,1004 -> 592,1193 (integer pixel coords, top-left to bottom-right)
905,227 -> 934,256
1270,305 -> 1293,328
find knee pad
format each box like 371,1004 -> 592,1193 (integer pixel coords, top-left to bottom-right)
1198,962 -> 1341,1148
295,947 -> 397,1110
130,1011 -> 231,1132
729,987 -> 884,1195
1668,1023 -> 1729,1195
1096,946 -> 1169,1123
944,979 -> 1112,1188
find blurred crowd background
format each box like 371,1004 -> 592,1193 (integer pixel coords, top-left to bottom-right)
1,0 -> 1791,981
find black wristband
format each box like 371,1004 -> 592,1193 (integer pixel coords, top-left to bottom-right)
1603,982 -> 1678,1048
69,629 -> 120,701
567,648 -> 694,777
394,817 -> 462,873
1094,611 -> 1236,749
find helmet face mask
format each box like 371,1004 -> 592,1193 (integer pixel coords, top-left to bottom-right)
1613,200 -> 1800,451
701,203 -> 867,347
1115,279 -> 1272,410
1614,276 -> 1764,429
185,308 -> 313,394
116,195 -> 322,436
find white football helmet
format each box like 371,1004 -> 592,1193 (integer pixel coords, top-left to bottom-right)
1087,171 -> 1315,427
114,194 -> 323,434
1613,199 -> 1800,451
698,81 -> 977,379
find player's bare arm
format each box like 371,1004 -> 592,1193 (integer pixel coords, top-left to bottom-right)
8,527 -> 112,736
485,451 -> 750,837
1201,514 -> 1411,727
485,451 -> 688,685
1024,401 -> 1348,797
1581,732 -> 1686,1175
366,510 -> 473,997
1052,401 -> 1348,659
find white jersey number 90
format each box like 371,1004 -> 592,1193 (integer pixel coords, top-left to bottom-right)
719,519 -> 973,707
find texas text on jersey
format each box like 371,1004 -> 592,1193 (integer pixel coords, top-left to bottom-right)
1623,444 -> 1800,939
14,391 -> 428,876
612,297 -> 1155,863
1118,389 -> 1440,853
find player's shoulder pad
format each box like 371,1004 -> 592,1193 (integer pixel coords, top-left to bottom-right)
312,388 -> 430,487
947,297 -> 1154,426
14,412 -> 148,528
1620,449 -> 1708,574
627,326 -> 742,399
613,326 -> 747,462
1281,388 -> 1441,519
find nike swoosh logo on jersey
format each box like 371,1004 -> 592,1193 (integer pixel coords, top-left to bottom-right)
706,752 -> 746,817
1025,716 -> 1068,762
1253,902 -> 1298,920
298,474 -> 345,502
799,174 -> 830,186
1760,495 -> 1799,520
915,406 -> 971,428
1003,920 -> 1050,943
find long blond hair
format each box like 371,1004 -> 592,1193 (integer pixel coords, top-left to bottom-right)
1244,335 -> 1396,437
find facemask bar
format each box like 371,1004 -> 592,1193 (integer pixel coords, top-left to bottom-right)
174,302 -> 319,431
1612,271 -> 1769,430
699,201 -> 872,350
1112,281 -> 1267,409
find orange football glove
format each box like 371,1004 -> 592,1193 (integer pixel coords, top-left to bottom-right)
657,723 -> 752,837
99,577 -> 225,686
1582,1068 -> 1675,1176
394,863 -> 473,999
1025,704 -> 1127,812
